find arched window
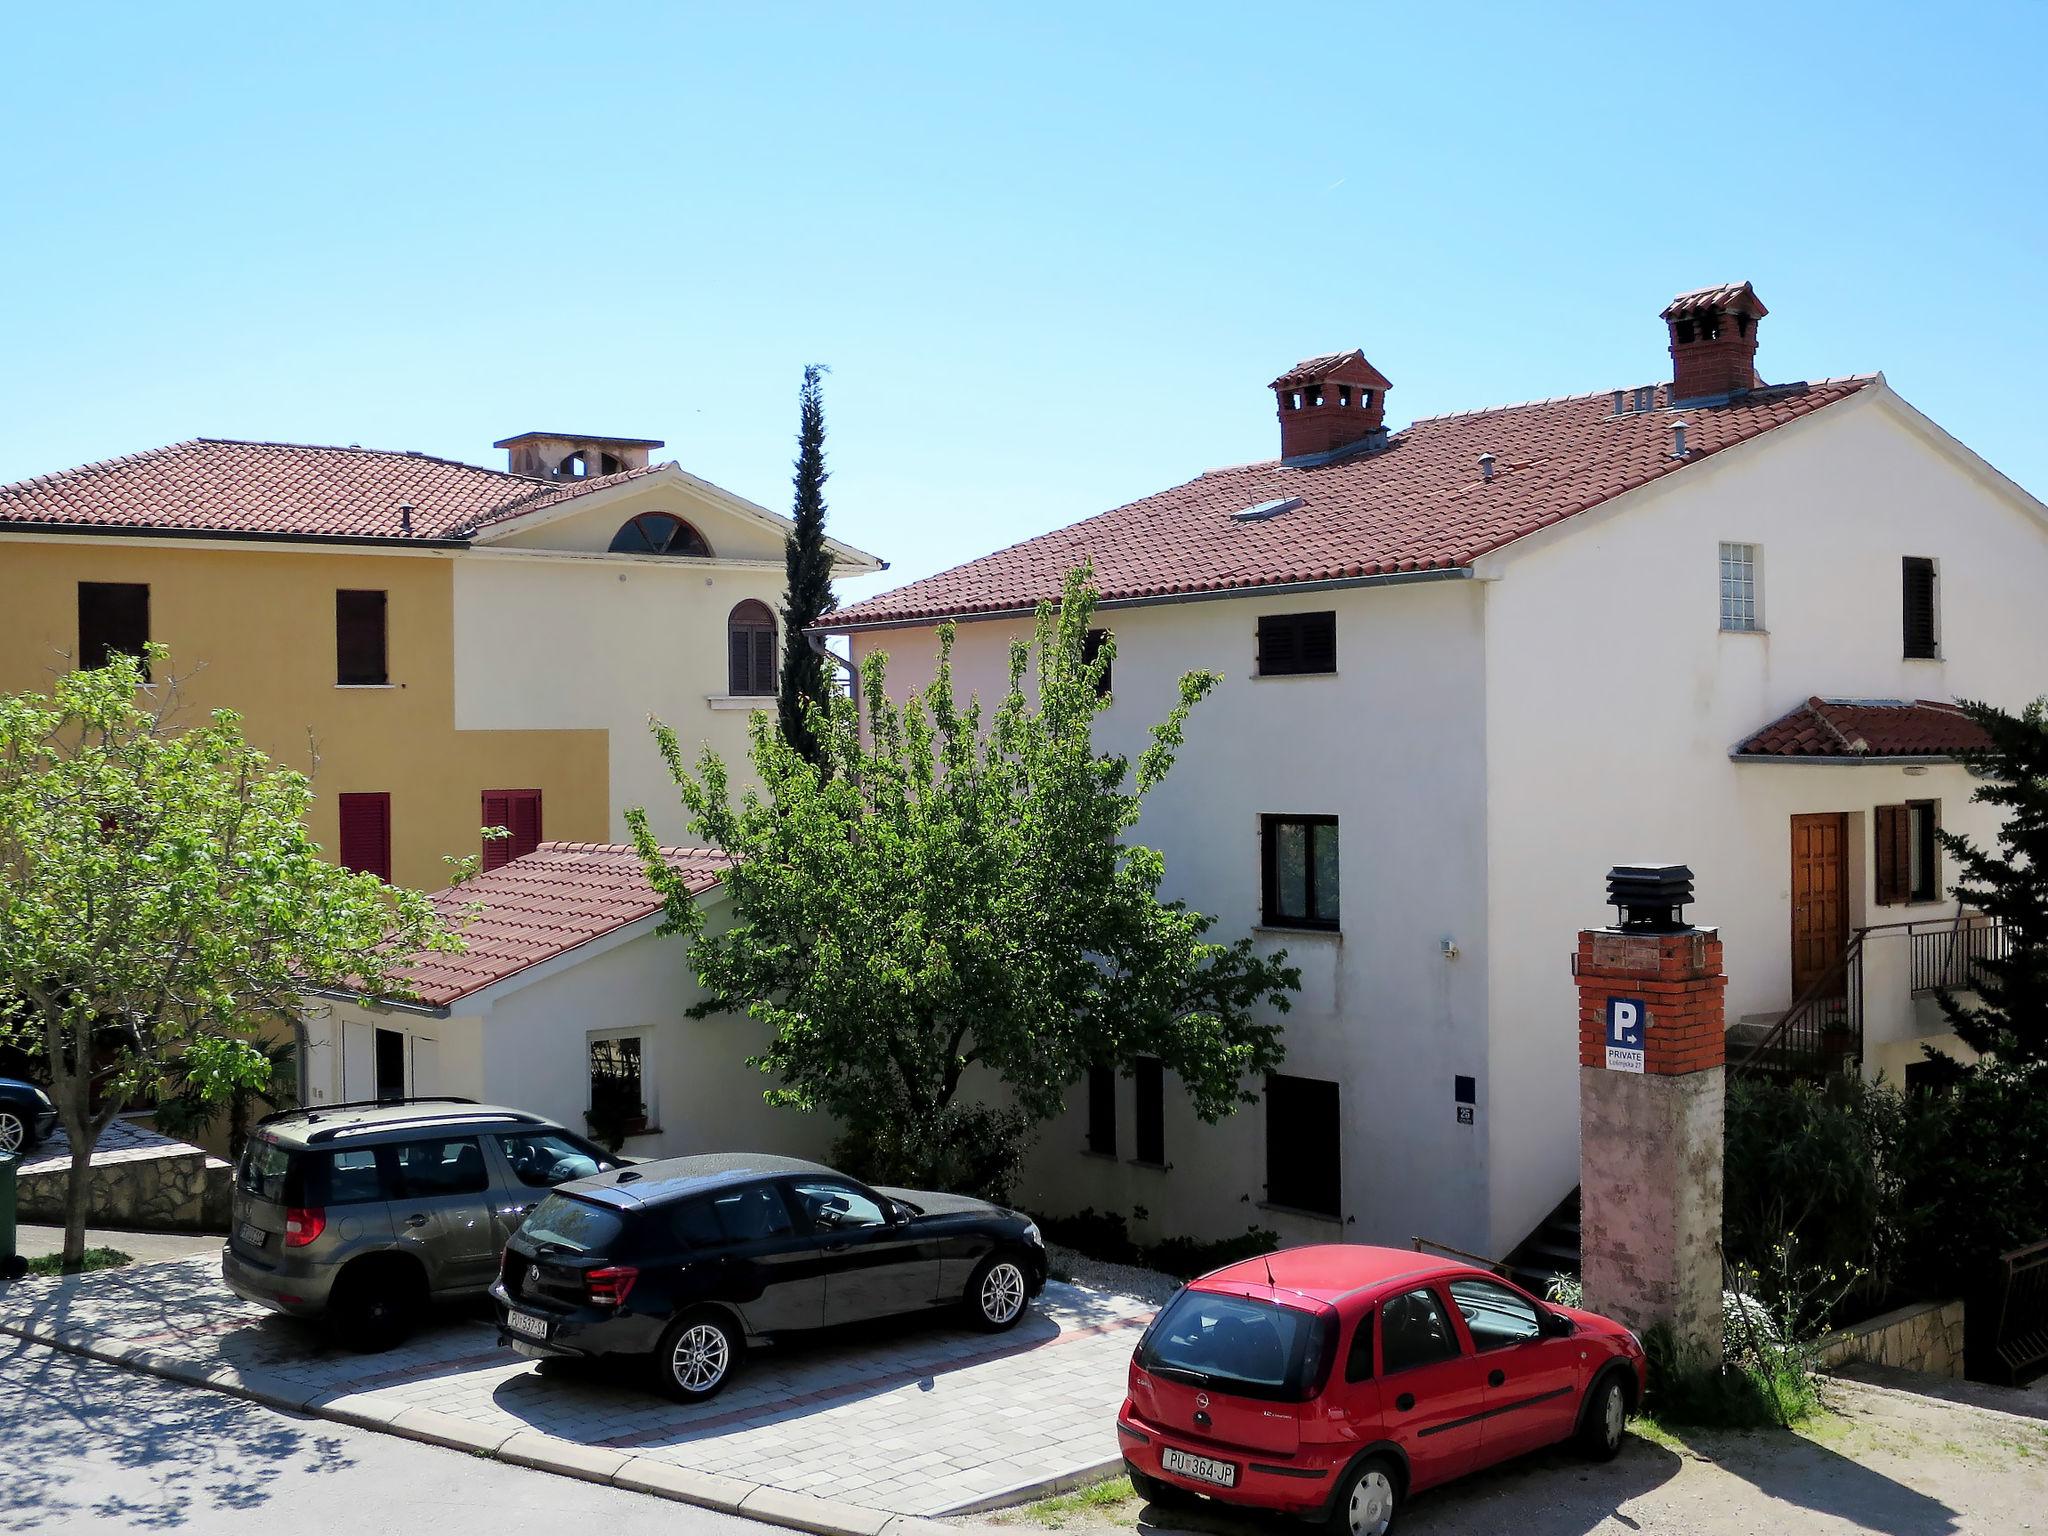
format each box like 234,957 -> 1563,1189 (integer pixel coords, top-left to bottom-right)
558,450 -> 588,479
728,600 -> 777,697
608,512 -> 712,557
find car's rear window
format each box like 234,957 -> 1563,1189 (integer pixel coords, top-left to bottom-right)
522,1193 -> 626,1254
238,1137 -> 294,1204
1136,1289 -> 1334,1402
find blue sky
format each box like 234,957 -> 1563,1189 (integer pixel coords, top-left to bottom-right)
4,3 -> 2043,604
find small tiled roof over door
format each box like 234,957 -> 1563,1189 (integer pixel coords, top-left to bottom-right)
392,842 -> 730,1007
1733,697 -> 1993,761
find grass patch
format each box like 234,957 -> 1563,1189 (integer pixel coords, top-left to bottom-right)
1006,1476 -> 1136,1529
1627,1413 -> 1688,1451
26,1247 -> 131,1277
1645,1324 -> 1826,1431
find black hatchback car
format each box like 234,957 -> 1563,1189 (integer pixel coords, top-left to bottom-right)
491,1152 -> 1048,1400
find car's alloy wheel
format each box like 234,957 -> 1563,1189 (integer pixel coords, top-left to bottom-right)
0,1112 -> 25,1155
979,1260 -> 1026,1326
669,1321 -> 731,1395
1345,1465 -> 1397,1536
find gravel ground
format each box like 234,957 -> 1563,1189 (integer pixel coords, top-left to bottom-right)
1046,1244 -> 1180,1307
985,1375 -> 2048,1535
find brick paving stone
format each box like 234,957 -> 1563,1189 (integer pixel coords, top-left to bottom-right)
0,1252 -> 1153,1517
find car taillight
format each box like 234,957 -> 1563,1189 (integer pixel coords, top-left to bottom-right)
283,1207 -> 326,1247
586,1265 -> 638,1307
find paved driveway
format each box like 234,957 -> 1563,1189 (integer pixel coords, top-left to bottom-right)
0,1255 -> 1150,1520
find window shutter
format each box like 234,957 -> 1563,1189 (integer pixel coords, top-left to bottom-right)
1300,612 -> 1337,672
1086,1063 -> 1117,1157
729,629 -> 752,696
1258,615 -> 1297,675
337,792 -> 392,883
1134,1057 -> 1164,1165
482,791 -> 512,870
1874,804 -> 1909,906
508,790 -> 542,860
1902,558 -> 1937,659
752,628 -> 777,696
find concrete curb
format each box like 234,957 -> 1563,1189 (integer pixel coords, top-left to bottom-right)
932,1457 -> 1124,1516
0,1307 -> 1098,1534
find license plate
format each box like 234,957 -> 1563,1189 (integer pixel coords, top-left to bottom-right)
504,1309 -> 551,1341
238,1222 -> 267,1249
1161,1448 -> 1236,1488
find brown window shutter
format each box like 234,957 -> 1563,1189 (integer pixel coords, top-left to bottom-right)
1874,804 -> 1908,905
753,628 -> 777,696
508,790 -> 542,860
481,791 -> 512,870
729,629 -> 752,696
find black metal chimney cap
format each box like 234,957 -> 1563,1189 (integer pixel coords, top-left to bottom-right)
1606,863 -> 1695,933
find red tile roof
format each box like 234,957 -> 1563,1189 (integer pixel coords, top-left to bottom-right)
0,437 -> 656,542
826,376 -> 1875,629
1734,697 -> 1992,761
1270,350 -> 1393,391
1662,281 -> 1769,320
393,842 -> 728,1007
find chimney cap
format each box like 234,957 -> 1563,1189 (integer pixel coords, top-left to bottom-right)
1661,281 -> 1768,322
492,431 -> 666,450
1606,863 -> 1696,933
1269,350 -> 1393,393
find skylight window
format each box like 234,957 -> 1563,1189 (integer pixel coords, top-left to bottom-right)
1234,496 -> 1306,523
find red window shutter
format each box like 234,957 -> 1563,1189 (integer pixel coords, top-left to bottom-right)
481,790 -> 512,870
483,789 -> 542,868
337,792 -> 392,883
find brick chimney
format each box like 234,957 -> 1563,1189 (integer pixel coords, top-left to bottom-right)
1661,283 -> 1767,404
493,431 -> 665,480
1270,351 -> 1393,461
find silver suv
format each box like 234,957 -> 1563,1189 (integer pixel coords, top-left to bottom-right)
222,1098 -> 622,1350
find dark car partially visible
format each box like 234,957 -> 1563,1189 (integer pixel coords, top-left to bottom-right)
0,1078 -> 58,1156
492,1152 -> 1047,1400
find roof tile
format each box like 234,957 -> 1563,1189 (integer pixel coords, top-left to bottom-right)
1735,697 -> 1992,760
827,377 -> 1874,628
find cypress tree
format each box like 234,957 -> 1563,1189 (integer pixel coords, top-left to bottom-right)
778,364 -> 836,766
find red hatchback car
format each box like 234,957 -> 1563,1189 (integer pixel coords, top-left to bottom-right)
1118,1246 -> 1647,1535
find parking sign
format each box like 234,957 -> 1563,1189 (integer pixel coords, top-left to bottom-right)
1605,996 -> 1646,1073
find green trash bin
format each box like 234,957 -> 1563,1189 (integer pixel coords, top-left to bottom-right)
0,1153 -> 24,1281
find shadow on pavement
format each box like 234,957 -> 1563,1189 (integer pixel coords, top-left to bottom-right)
0,1334 -> 358,1532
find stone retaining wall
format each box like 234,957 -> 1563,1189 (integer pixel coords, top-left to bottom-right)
15,1118 -> 232,1233
1818,1298 -> 1966,1378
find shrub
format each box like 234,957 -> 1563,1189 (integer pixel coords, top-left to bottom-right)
1039,1206 -> 1279,1280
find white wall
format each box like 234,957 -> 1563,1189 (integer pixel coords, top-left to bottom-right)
299,915 -> 834,1162
851,577 -> 1496,1255
1479,386 -> 2048,1254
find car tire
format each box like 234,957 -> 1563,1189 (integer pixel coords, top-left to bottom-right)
1127,1468 -> 1196,1509
1328,1456 -> 1401,1536
328,1258 -> 425,1353
654,1309 -> 741,1402
1577,1371 -> 1629,1462
964,1252 -> 1030,1332
0,1110 -> 27,1157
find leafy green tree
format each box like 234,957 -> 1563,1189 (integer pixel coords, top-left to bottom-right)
630,569 -> 1300,1198
150,1031 -> 299,1163
1935,696 -> 2048,1071
778,363 -> 837,768
0,650 -> 461,1268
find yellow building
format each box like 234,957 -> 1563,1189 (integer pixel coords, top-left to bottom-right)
0,431 -> 883,889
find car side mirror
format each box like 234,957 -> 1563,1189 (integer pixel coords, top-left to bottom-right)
1542,1309 -> 1574,1338
886,1201 -> 910,1225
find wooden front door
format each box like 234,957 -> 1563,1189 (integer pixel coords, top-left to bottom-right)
1790,813 -> 1849,997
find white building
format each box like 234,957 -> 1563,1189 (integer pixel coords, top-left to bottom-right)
300,842 -> 832,1164
821,283 -> 2048,1265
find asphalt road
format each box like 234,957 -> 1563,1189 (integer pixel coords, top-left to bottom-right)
0,1333 -> 773,1535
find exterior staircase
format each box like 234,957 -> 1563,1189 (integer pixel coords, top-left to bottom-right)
1504,1187 -> 1581,1298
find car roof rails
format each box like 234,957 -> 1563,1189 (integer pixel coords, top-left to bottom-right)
256,1095 -> 480,1128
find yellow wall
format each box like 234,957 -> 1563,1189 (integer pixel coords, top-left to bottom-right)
0,535 -> 609,890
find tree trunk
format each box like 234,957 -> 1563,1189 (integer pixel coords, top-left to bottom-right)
61,1137 -> 94,1270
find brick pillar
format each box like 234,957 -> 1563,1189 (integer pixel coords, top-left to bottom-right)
1575,897 -> 1726,1361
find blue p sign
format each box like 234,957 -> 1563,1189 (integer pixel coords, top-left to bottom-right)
1605,996 -> 1646,1073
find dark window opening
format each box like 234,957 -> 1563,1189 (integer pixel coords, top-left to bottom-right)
609,512 -> 712,557
599,453 -> 624,475
1265,1072 -> 1340,1217
1262,814 -> 1339,930
589,1036 -> 646,1135
1257,611 -> 1337,676
728,600 -> 777,696
374,1027 -> 406,1104
1359,389 -> 1373,412
1902,556 -> 1938,659
337,791 -> 392,883
1082,628 -> 1112,697
1085,1062 -> 1116,1156
78,582 -> 150,674
481,788 -> 542,869
336,589 -> 388,685
1454,1074 -> 1476,1106
1675,318 -> 1697,345
558,451 -> 588,479
1134,1056 -> 1164,1165
1337,385 -> 1352,408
